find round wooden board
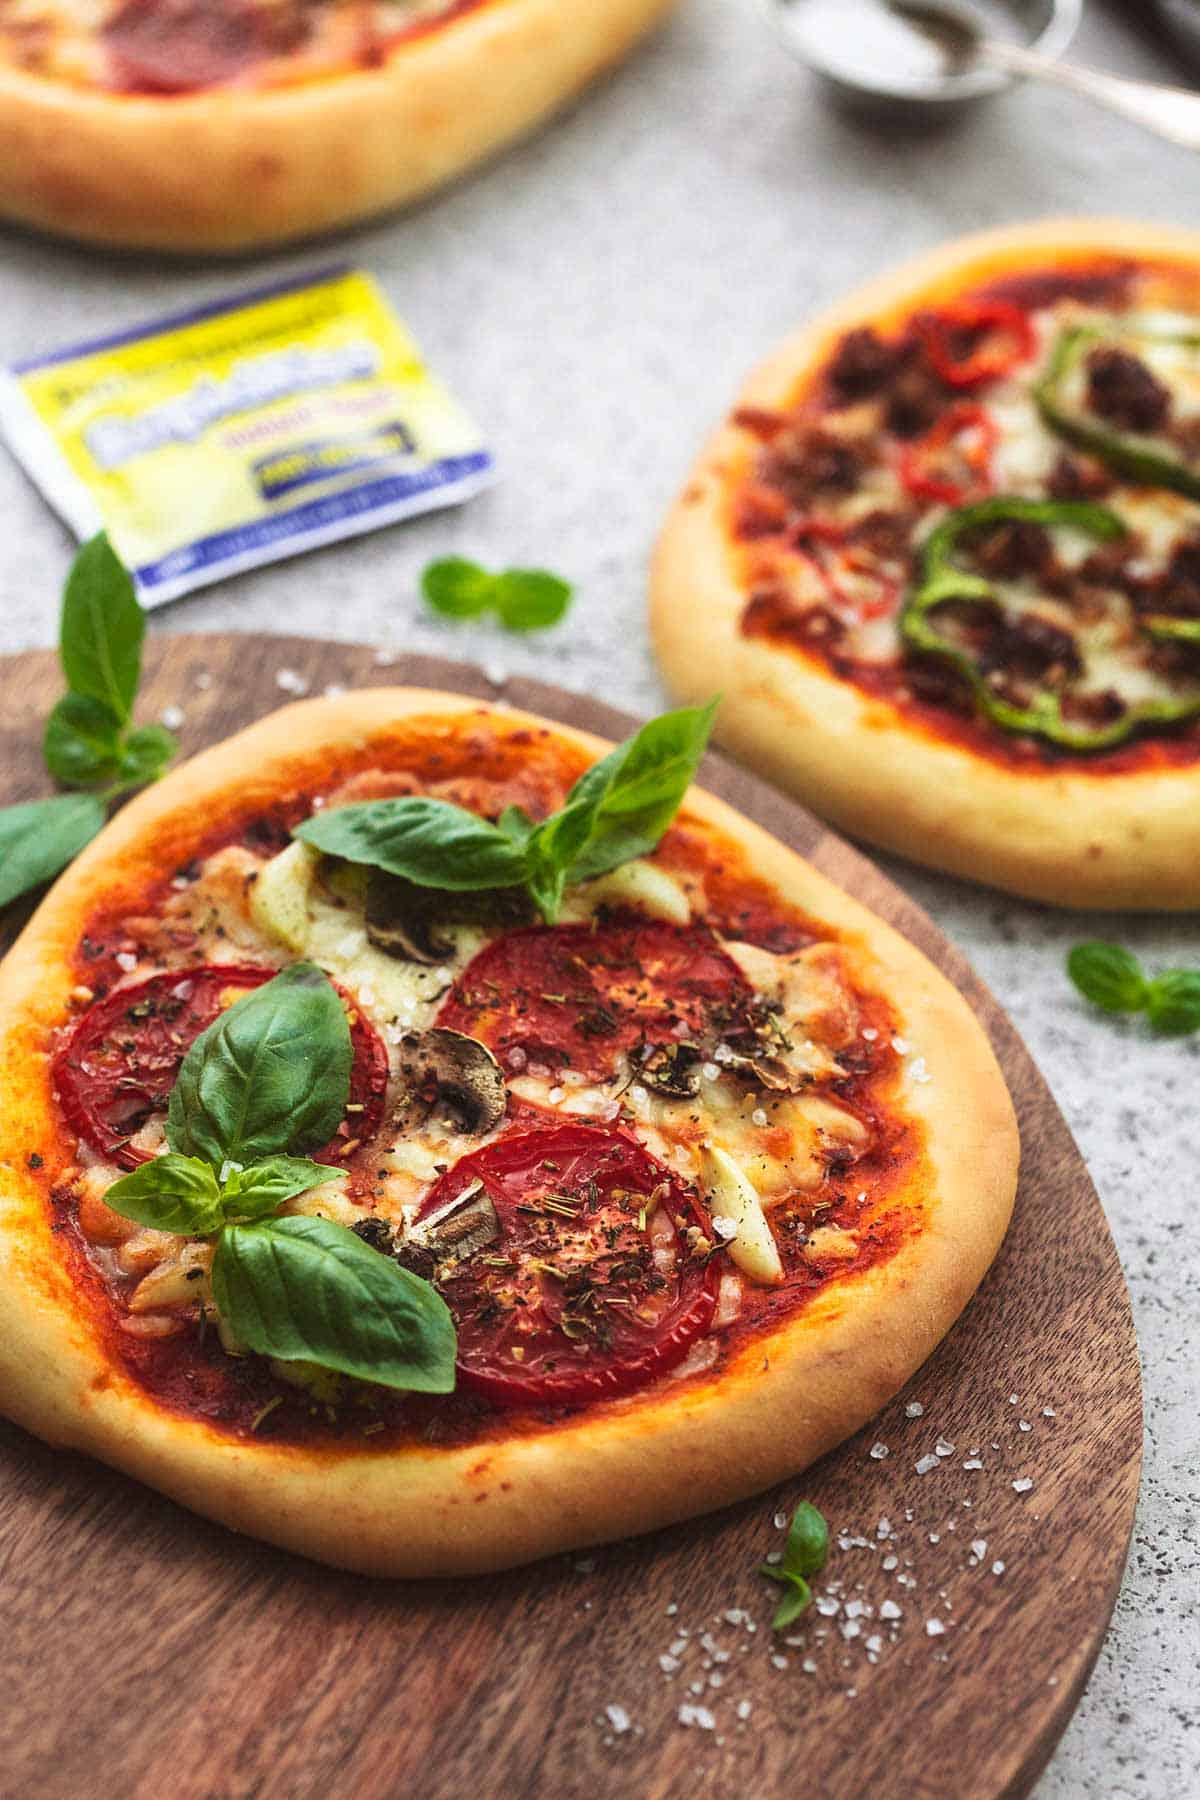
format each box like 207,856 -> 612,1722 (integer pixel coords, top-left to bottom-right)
0,635 -> 1141,1800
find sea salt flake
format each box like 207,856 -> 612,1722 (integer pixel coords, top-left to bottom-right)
992,1561 -> 1006,1576
905,1401 -> 924,1419
925,1618 -> 947,1637
115,951 -> 138,973
971,1539 -> 988,1560
658,1655 -> 680,1675
736,1700 -> 752,1721
1042,1406 -> 1057,1419
869,1442 -> 889,1461
751,1107 -> 769,1127
882,1556 -> 898,1572
764,1550 -> 783,1566
840,1620 -> 862,1641
771,1654 -> 789,1670
844,1599 -> 869,1619
908,1056 -> 932,1084
876,1517 -> 892,1539
815,1596 -> 840,1617
802,1658 -> 818,1674
891,1035 -> 910,1054
861,1027 -> 879,1041
1012,1477 -> 1034,1494
160,703 -> 185,729
275,667 -> 309,695
866,1634 -> 884,1655
711,1215 -> 739,1241
669,1637 -> 688,1658
879,1599 -> 902,1621
963,1459 -> 984,1471
915,1454 -> 940,1475
678,1704 -> 715,1730
935,1438 -> 955,1458
605,1705 -> 630,1734
928,1533 -> 941,1545
773,1511 -> 789,1531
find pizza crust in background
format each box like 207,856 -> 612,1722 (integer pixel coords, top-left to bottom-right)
651,219 -> 1200,912
0,690 -> 1017,1576
0,0 -> 677,252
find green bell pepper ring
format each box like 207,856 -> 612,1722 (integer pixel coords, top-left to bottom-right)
900,498 -> 1200,751
1034,323 -> 1200,500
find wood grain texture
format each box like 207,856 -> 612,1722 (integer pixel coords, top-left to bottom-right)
0,634 -> 1142,1800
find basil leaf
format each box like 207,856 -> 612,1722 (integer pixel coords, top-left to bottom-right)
42,693 -> 124,789
780,1500 -> 829,1577
421,556 -> 496,619
497,803 -> 537,846
117,723 -> 178,788
760,1572 -> 813,1632
221,1156 -> 339,1221
212,1215 -> 457,1393
59,533 -> 143,726
167,962 -> 352,1165
103,1154 -> 224,1235
493,569 -> 572,632
1067,942 -> 1149,1014
1145,969 -> 1200,1036
531,699 -> 718,893
0,792 -> 106,909
295,797 -> 530,893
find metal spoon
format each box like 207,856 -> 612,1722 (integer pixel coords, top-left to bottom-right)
889,0 -> 1200,149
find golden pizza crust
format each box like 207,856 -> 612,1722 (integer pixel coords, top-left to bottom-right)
0,0 -> 676,252
0,690 -> 1017,1576
651,218 -> 1200,911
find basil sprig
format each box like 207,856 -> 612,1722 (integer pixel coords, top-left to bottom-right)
421,556 -> 572,632
103,963 -> 457,1395
294,698 -> 719,924
0,534 -> 178,911
760,1500 -> 829,1631
1068,941 -> 1200,1036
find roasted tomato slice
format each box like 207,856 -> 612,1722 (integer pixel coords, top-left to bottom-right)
437,914 -> 751,1079
54,963 -> 388,1169
416,1123 -> 720,1407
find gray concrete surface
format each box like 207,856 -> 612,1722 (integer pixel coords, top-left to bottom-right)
0,1 -> 1196,1792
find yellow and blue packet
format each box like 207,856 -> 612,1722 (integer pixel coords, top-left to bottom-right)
0,266 -> 495,605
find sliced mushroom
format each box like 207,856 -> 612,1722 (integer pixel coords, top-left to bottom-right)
365,869 -> 534,965
639,1040 -> 704,1099
402,1178 -> 501,1274
392,1028 -> 508,1137
726,1051 -> 808,1095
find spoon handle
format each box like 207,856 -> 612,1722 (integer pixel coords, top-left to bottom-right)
983,40 -> 1200,152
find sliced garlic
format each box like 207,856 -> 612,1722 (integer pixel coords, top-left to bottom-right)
699,1143 -> 783,1285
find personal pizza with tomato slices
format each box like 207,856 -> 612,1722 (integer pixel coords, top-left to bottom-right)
652,220 -> 1200,909
0,688 -> 1016,1576
0,0 -> 675,251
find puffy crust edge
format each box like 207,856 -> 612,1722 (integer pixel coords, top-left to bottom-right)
650,217 -> 1200,911
0,0 -> 676,252
0,689 -> 1018,1576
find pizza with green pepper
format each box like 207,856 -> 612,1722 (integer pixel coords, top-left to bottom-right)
0,690 -> 1015,1576
652,219 -> 1200,909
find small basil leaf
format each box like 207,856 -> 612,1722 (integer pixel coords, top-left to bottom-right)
765,1575 -> 812,1632
167,962 -> 352,1165
42,693 -> 124,788
0,792 -> 106,909
781,1500 -> 829,1578
1067,942 -> 1149,1014
295,797 -> 530,893
221,1156 -> 339,1221
497,803 -> 537,846
212,1215 -> 457,1393
421,556 -> 496,619
493,569 -> 572,632
118,723 -> 178,788
103,1154 -> 223,1235
530,698 -> 718,898
1145,970 -> 1200,1036
59,533 -> 143,726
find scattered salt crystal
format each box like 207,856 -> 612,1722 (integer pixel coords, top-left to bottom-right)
666,1603 -> 678,1615
963,1459 -> 983,1471
905,1400 -> 924,1419
802,1658 -> 818,1674
708,1673 -> 724,1690
507,1046 -> 528,1072
891,1035 -> 910,1054
882,1556 -> 898,1572
866,1634 -> 884,1655
713,1044 -> 735,1064
659,1655 -> 680,1675
764,1550 -> 783,1566
773,1511 -> 789,1531
876,1517 -> 892,1539
869,1442 -> 889,1461
935,1438 -> 955,1458
771,1654 -> 789,1670
925,1619 -> 947,1638
604,1704 -> 630,1734
879,1600 -> 902,1621
1012,1477 -> 1034,1494
701,1061 -> 721,1081
688,1680 -> 704,1696
840,1620 -> 862,1641
678,1704 -> 715,1730
115,951 -> 138,973
751,1107 -> 769,1128
928,1533 -> 941,1545
160,703 -> 185,729
275,667 -> 309,695
1018,1420 -> 1032,1432
1042,1406 -> 1057,1419
992,1561 -> 1006,1576
483,660 -> 508,688
861,1027 -> 879,1041
1009,1394 -> 1019,1405
908,1057 -> 932,1084
723,1608 -> 746,1625
815,1596 -> 840,1617
915,1454 -> 940,1476
373,647 -> 399,667
547,1086 -> 565,1105
844,1599 -> 869,1619
971,1539 -> 988,1560
669,1637 -> 688,1657
711,1215 -> 739,1241
736,1700 -> 752,1721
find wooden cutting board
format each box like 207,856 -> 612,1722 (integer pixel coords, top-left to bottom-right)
0,634 -> 1142,1800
